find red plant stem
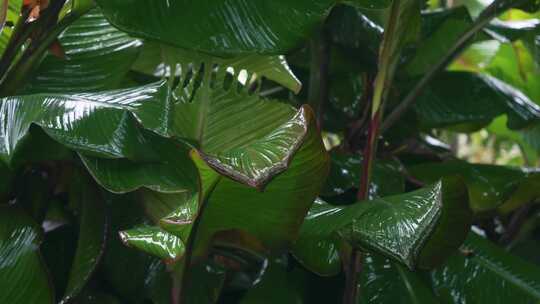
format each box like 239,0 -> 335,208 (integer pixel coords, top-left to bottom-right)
343,108 -> 382,304
358,109 -> 382,201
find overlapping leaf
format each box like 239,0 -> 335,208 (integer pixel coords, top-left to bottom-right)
0,81 -> 198,194
180,115 -> 329,255
294,178 -> 471,274
409,160 -> 527,213
25,8 -> 142,94
0,207 -> 54,304
132,42 -> 301,93
172,63 -> 326,189
358,253 -> 439,304
96,0 -> 336,55
61,171 -> 108,303
413,72 -> 540,131
431,232 -> 540,303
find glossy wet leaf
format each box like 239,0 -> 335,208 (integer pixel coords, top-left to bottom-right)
120,226 -> 185,262
80,133 -> 198,194
173,64 -> 324,189
25,8 -> 141,94
96,0 -> 336,55
413,72 -> 540,131
187,110 -> 329,255
0,206 -> 54,304
409,160 -> 525,213
295,179 -> 470,271
292,198 -> 342,277
326,5 -> 383,71
0,81 -> 171,164
358,253 -> 439,304
431,233 -> 540,303
132,42 -> 301,93
61,172 -> 108,303
0,81 -> 198,193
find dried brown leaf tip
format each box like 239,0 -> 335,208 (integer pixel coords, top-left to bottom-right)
23,0 -> 49,22
48,39 -> 66,59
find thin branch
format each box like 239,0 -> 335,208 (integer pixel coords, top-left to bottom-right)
381,0 -> 527,132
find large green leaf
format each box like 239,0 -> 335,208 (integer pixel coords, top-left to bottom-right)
96,0 -> 335,55
0,81 -> 171,164
358,253 -> 439,304
132,42 -> 301,93
80,133 -> 198,194
451,39 -> 540,104
405,7 -> 473,76
413,72 -> 540,131
431,232 -> 540,303
61,171 -> 108,303
294,179 -> 471,272
25,8 -> 141,94
185,109 -> 330,254
0,207 -> 54,304
172,63 -> 323,189
408,160 -> 526,213
0,81 -> 199,193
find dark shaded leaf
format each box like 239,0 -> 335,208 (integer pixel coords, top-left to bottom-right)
358,253 -> 439,304
26,8 -> 141,94
431,232 -> 540,303
413,72 -> 540,131
295,178 -> 471,272
96,0 -> 336,55
409,160 -> 525,213
61,171 -> 108,303
0,206 -> 54,304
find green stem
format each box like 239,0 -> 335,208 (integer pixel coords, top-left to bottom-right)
381,0 -> 527,132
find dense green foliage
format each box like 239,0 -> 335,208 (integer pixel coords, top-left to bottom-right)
0,0 -> 540,303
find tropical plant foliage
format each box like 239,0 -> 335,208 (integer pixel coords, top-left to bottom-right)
1,0 -> 540,303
